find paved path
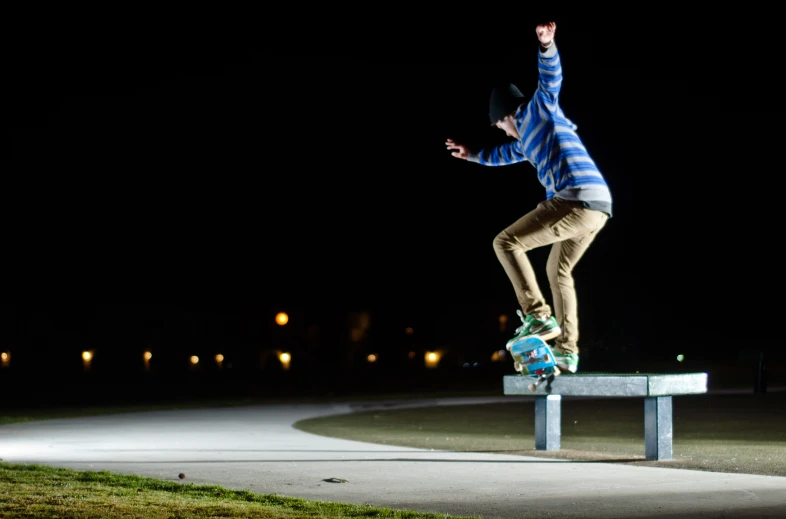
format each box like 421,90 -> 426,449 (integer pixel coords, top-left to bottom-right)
2,394 -> 785,518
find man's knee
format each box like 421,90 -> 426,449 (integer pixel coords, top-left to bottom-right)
547,268 -> 576,290
546,260 -> 574,285
493,231 -> 512,253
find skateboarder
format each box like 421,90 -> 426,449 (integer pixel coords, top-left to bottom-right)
445,21 -> 612,374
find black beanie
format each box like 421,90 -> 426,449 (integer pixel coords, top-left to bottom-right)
489,83 -> 526,124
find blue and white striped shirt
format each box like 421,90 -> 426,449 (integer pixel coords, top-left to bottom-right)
469,43 -> 612,217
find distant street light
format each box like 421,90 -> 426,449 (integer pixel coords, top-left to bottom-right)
275,312 -> 289,326
499,314 -> 509,332
425,350 -> 442,369
490,350 -> 507,362
279,351 -> 291,370
82,350 -> 94,372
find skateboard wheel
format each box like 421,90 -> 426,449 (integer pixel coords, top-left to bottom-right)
528,383 -> 536,392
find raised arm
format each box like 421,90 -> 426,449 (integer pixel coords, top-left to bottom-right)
536,22 -> 561,102
535,22 -> 577,130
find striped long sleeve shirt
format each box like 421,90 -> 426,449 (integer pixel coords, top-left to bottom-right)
468,43 -> 613,217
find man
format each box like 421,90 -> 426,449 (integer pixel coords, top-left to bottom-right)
445,21 -> 612,373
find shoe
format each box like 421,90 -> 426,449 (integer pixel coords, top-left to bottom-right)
506,311 -> 561,350
526,314 -> 561,342
514,310 -> 533,335
506,310 -> 532,351
553,348 -> 579,373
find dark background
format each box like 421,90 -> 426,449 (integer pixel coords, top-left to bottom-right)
3,10 -> 783,402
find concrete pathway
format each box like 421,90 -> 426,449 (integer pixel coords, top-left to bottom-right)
1,394 -> 785,518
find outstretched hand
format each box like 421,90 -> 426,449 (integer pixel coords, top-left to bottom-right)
536,22 -> 556,46
445,138 -> 469,160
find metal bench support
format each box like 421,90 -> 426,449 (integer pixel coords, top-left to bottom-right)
534,395 -> 561,451
644,395 -> 673,461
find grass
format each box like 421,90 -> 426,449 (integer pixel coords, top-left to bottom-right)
0,462 -> 482,518
0,389 -> 784,517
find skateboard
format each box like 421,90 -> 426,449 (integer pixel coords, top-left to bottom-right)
506,335 -> 561,392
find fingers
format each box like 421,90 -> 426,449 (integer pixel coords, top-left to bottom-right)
536,21 -> 556,33
446,138 -> 467,159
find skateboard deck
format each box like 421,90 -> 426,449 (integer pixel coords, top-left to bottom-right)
507,335 -> 561,392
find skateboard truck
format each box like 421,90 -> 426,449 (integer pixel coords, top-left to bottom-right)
528,371 -> 557,392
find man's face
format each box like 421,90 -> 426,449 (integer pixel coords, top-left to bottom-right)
495,116 -> 520,140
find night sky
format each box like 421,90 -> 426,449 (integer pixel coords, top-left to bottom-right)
5,12 -> 783,368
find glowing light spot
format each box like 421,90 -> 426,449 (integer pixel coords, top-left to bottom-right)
190,356 -> 199,365
425,351 -> 442,368
278,351 -> 291,371
490,350 -> 507,362
275,312 -> 289,325
498,313 -> 510,332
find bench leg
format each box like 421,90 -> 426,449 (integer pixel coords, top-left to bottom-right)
535,395 -> 561,451
644,396 -> 673,460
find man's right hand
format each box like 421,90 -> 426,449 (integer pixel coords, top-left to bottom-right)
536,22 -> 556,46
445,138 -> 469,160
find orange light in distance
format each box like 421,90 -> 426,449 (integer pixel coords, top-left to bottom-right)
279,352 -> 291,370
425,351 -> 442,369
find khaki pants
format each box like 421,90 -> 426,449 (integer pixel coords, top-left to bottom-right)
493,197 -> 608,355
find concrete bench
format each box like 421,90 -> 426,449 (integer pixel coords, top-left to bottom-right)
503,372 -> 708,460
